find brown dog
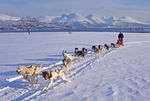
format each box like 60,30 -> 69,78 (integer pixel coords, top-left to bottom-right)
16,65 -> 41,86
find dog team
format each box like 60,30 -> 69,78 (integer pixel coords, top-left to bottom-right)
16,32 -> 124,91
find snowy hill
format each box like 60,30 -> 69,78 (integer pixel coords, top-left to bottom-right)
0,32 -> 150,101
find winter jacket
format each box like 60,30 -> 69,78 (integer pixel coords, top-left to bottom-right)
116,38 -> 123,45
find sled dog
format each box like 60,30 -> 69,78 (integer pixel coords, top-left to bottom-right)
92,45 -> 99,53
16,65 -> 41,86
42,66 -> 71,91
75,48 -> 87,58
62,50 -> 74,70
98,45 -> 107,54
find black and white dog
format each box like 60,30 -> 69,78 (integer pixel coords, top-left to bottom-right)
75,48 -> 87,58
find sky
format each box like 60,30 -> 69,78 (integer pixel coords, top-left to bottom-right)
0,0 -> 150,22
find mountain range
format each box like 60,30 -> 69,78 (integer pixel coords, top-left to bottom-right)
0,13 -> 150,32
37,13 -> 149,28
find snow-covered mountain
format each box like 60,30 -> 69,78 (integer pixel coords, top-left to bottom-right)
121,16 -> 147,24
51,13 -> 91,23
50,13 -> 93,28
104,16 -> 120,25
0,13 -> 150,32
0,14 -> 20,21
48,13 -> 149,28
37,16 -> 55,23
102,16 -> 148,27
86,14 -> 105,24
0,13 -> 148,25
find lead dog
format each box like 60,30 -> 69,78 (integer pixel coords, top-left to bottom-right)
42,66 -> 71,91
16,65 -> 41,86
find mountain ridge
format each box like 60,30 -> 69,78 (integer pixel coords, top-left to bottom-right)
0,13 -> 150,32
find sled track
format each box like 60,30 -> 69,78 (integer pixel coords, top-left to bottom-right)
19,48 -> 117,101
0,47 -> 117,101
0,61 -> 63,92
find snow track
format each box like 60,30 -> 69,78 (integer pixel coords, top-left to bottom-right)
16,48 -> 117,101
0,86 -> 10,93
3,40 -> 148,100
0,61 -> 63,98
0,47 -> 117,101
1,32 -> 150,101
2,41 -> 149,100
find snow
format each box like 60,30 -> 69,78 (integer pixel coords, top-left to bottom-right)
37,16 -> 55,23
120,16 -> 147,24
86,15 -> 105,24
47,13 -> 148,25
101,16 -> 148,27
0,14 -> 20,21
0,32 -> 150,101
51,13 -> 91,23
104,16 -> 119,25
50,13 -> 148,27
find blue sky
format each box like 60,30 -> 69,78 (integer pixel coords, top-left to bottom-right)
0,0 -> 150,22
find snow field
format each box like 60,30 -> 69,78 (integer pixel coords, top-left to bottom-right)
0,32 -> 150,101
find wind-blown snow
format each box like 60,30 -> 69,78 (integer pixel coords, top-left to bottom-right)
0,32 -> 150,101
